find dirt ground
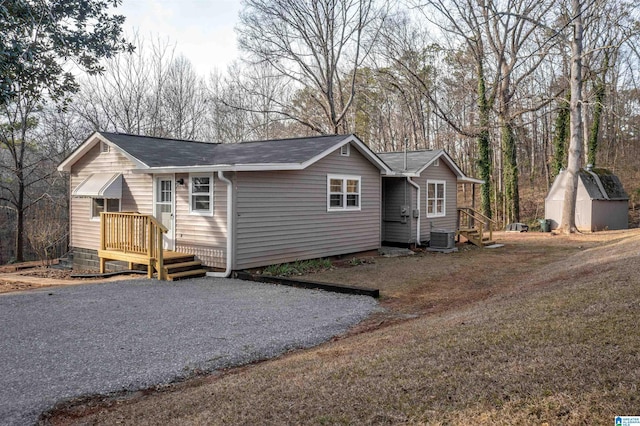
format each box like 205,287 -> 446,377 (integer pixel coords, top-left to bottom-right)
0,266 -> 144,294
20,229 -> 640,424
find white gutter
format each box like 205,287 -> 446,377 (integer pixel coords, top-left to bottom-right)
407,177 -> 421,246
207,170 -> 233,278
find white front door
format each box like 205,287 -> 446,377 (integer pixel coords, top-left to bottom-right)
155,176 -> 175,250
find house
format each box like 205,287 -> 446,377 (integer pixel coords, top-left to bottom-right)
377,150 -> 484,246
545,166 -> 629,231
58,132 -> 486,279
58,132 -> 392,278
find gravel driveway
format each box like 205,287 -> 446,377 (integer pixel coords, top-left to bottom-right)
0,277 -> 378,426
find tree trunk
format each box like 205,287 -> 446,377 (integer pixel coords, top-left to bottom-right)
551,93 -> 570,179
588,53 -> 608,166
502,122 -> 520,222
477,61 -> 492,218
560,0 -> 584,234
15,175 -> 25,262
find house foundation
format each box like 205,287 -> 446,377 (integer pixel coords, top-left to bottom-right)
71,247 -> 129,272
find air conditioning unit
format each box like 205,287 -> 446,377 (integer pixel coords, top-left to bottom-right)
430,230 -> 455,249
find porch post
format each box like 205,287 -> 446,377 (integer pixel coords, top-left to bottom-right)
99,212 -> 106,273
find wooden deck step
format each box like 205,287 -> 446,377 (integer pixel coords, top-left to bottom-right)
457,229 -> 495,248
164,260 -> 203,274
163,253 -> 196,264
167,269 -> 208,281
163,255 -> 207,281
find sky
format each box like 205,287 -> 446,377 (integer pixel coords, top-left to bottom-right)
116,0 -> 242,76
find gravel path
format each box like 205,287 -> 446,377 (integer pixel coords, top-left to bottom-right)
0,277 -> 378,426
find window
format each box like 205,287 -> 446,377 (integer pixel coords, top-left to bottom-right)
91,198 -> 120,220
433,158 -> 439,166
190,174 -> 213,215
327,175 -> 361,211
426,180 -> 445,217
340,144 -> 350,156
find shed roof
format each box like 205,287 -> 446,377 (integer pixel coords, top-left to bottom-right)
579,168 -> 628,200
377,150 -> 483,184
58,132 -> 391,173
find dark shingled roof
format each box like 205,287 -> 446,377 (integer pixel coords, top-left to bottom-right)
101,132 -> 351,168
579,168 -> 628,200
376,150 -> 442,173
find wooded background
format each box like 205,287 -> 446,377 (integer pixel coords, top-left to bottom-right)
1,0 -> 639,264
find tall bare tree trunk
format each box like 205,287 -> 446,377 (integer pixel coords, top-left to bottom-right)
560,0 -> 584,234
477,61 -> 492,218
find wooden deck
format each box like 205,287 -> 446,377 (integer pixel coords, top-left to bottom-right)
98,249 -> 207,281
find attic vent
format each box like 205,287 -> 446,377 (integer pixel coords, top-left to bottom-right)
433,158 -> 439,166
340,144 -> 350,156
430,230 -> 455,249
100,142 -> 110,153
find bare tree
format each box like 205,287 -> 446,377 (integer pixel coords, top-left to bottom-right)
161,55 -> 208,140
560,0 -> 584,233
237,0 -> 386,134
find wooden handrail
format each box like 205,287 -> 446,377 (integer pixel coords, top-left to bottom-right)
457,207 -> 496,245
99,212 -> 168,279
457,207 -> 497,226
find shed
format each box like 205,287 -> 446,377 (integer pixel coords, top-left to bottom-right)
545,167 -> 629,231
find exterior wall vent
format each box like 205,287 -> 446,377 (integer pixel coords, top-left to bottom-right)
430,230 -> 455,249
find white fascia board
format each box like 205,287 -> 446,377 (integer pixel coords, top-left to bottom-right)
458,176 -> 485,184
103,138 -> 149,170
57,132 -> 149,172
57,131 -> 101,171
300,135 -> 393,173
414,150 -> 483,184
346,136 -> 393,173
133,163 -> 307,174
414,150 -> 465,177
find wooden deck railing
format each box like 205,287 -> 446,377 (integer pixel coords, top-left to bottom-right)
99,212 -> 168,279
457,207 -> 497,246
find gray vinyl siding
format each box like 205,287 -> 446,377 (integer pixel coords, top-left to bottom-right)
70,147 -> 228,268
416,163 -> 458,242
174,172 -> 227,269
233,148 -> 381,270
382,178 -> 416,244
69,144 -> 152,251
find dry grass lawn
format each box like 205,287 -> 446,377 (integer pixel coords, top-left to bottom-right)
43,230 -> 640,425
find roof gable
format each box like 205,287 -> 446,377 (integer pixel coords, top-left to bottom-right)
58,133 -> 391,173
377,150 -> 483,183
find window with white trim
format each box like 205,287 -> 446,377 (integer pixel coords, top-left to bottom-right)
91,198 -> 120,220
426,180 -> 445,217
328,175 -> 361,211
340,144 -> 350,156
190,174 -> 214,215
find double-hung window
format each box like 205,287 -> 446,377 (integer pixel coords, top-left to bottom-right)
328,175 -> 361,211
91,198 -> 120,220
190,174 -> 214,215
426,180 -> 445,217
